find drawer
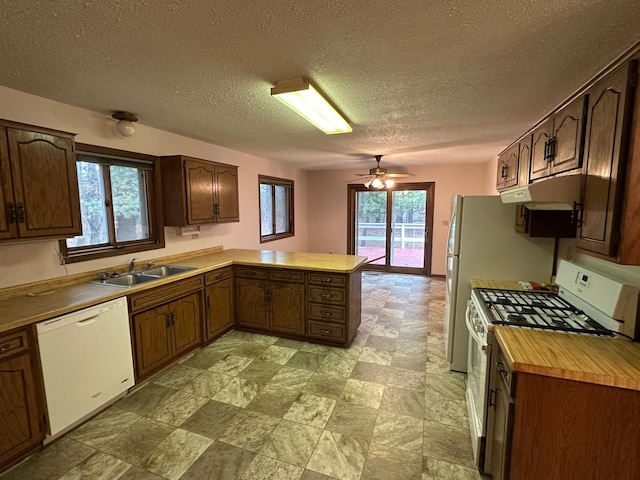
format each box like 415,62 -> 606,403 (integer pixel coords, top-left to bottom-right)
308,286 -> 346,305
270,269 -> 305,284
129,276 -> 204,312
0,329 -> 28,360
307,272 -> 347,288
308,321 -> 345,341
308,304 -> 346,324
205,267 -> 232,285
235,266 -> 268,280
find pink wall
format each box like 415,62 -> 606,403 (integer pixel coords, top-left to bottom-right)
307,162 -> 494,276
0,86 -> 308,288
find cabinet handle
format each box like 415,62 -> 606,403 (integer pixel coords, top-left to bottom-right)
165,313 -> 171,327
488,388 -> 497,407
320,294 -> 331,299
544,137 -> 556,162
245,271 -> 256,276
264,289 -> 272,300
321,311 -> 332,317
6,203 -> 16,224
206,297 -> 211,309
0,344 -> 11,352
572,201 -> 583,227
320,329 -> 331,335
215,274 -> 224,280
321,278 -> 332,283
213,204 -> 220,215
16,203 -> 25,223
500,164 -> 508,179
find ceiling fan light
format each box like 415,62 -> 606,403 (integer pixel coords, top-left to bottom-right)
371,177 -> 384,189
364,179 -> 372,188
384,178 -> 394,188
271,78 -> 352,135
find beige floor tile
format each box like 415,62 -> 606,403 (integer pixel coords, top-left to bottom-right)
259,345 -> 298,364
209,354 -> 254,375
422,422 -> 475,468
341,379 -> 385,408
372,411 -> 424,454
57,452 -> 132,480
218,410 -> 281,452
379,386 -> 425,419
180,441 -> 256,479
211,377 -> 263,408
303,372 -> 348,400
361,443 -> 422,480
260,419 -> 322,467
180,400 -> 242,439
68,407 -> 140,448
306,430 -> 368,480
284,393 -> 336,428
141,428 -> 212,480
240,454 -> 305,480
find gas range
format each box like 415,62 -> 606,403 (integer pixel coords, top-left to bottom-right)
474,288 -> 612,336
471,260 -> 639,341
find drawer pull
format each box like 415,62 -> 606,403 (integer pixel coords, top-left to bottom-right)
245,271 -> 256,276
320,294 -> 331,299
322,311 -> 332,317
321,278 -> 332,283
0,344 -> 10,352
215,274 -> 224,280
320,329 -> 331,335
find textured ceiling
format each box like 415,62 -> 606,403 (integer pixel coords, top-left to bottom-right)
0,0 -> 639,170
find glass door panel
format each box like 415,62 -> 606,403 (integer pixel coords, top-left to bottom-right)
391,190 -> 426,268
355,190 -> 387,265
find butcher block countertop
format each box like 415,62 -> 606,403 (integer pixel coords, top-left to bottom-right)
495,327 -> 640,391
470,279 -> 526,290
0,248 -> 367,334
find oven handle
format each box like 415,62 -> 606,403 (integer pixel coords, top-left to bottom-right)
465,300 -> 487,351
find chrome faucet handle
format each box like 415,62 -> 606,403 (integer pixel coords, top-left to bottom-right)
146,260 -> 155,268
98,272 -> 110,281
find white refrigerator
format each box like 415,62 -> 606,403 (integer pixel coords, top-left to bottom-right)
445,195 -> 556,372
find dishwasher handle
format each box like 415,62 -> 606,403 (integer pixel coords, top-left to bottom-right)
36,297 -> 128,334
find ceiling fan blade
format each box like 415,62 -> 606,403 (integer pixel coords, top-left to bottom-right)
354,173 -> 376,177
386,173 -> 415,178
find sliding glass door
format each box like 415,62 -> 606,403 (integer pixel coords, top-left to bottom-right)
348,183 -> 434,275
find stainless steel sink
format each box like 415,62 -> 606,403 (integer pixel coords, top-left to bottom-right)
91,265 -> 195,287
143,265 -> 194,277
94,273 -> 159,287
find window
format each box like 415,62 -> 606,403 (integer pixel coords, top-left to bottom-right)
259,175 -> 294,242
59,144 -> 164,263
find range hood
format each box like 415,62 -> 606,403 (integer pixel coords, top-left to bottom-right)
500,174 -> 582,210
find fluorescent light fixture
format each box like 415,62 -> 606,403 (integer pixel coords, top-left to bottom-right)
271,78 -> 352,134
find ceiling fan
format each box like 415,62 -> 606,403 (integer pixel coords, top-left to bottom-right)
352,155 -> 415,190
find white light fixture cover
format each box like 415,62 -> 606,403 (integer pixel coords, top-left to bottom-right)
271,78 -> 352,134
112,111 -> 138,137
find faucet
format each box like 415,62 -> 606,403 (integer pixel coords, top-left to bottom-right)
128,258 -> 137,273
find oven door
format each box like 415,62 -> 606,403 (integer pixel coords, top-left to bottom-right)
465,298 -> 491,470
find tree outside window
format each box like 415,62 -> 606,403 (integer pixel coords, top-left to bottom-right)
259,175 -> 294,242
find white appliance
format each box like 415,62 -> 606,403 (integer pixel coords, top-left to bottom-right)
36,297 -> 135,441
445,195 -> 556,372
466,260 -> 639,473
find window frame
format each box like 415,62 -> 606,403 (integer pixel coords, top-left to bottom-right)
259,175 -> 294,243
59,143 -> 165,263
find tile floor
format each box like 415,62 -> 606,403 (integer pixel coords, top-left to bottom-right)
2,273 -> 486,480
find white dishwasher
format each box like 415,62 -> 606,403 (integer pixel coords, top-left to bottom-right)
36,297 -> 135,440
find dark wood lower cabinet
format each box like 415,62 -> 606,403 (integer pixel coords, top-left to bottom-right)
129,278 -> 204,382
235,270 -> 305,336
204,268 -> 235,342
269,282 -> 304,335
487,341 -> 640,480
0,327 -> 44,470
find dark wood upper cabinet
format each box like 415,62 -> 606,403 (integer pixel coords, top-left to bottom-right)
577,60 -> 638,259
495,143 -> 519,191
529,95 -> 587,181
160,155 -> 239,226
0,122 -> 81,242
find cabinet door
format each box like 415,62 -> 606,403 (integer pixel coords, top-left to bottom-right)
269,282 -> 305,335
488,383 -> 513,480
170,292 -> 202,356
132,304 -> 172,379
6,129 -> 81,239
205,278 -> 234,341
214,165 -> 239,222
235,278 -> 269,329
495,144 -> 519,190
0,129 -> 17,239
185,159 -> 216,224
550,95 -> 586,175
577,61 -> 636,256
529,120 -> 553,181
0,354 -> 43,466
